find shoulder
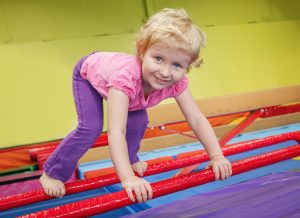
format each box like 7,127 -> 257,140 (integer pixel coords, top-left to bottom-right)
104,52 -> 142,77
104,53 -> 142,99
85,52 -> 140,67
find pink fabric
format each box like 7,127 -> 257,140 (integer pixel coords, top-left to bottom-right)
80,52 -> 188,111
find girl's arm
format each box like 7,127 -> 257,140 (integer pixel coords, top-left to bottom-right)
175,88 -> 232,180
107,88 -> 152,202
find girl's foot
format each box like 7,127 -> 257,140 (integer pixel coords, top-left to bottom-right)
39,171 -> 66,198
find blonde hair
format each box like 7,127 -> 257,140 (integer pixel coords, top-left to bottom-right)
135,8 -> 206,69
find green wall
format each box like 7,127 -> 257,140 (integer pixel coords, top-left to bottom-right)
0,0 -> 299,148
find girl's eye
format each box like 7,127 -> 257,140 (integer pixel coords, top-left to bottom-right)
154,56 -> 162,61
173,63 -> 182,68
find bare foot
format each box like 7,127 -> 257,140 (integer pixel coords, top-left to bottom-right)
39,171 -> 66,198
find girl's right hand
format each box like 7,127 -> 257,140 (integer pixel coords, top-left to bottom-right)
121,176 -> 153,203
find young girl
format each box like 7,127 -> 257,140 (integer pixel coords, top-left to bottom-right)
40,8 -> 232,203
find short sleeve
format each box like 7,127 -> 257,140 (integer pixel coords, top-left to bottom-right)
106,70 -> 137,99
172,75 -> 189,97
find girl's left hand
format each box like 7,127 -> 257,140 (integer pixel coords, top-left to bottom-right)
206,155 -> 232,180
132,161 -> 148,177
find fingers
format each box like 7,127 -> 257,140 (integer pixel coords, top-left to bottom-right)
125,188 -> 135,202
127,185 -> 152,203
133,187 -> 142,202
125,187 -> 135,202
205,162 -> 212,170
145,182 -> 153,200
211,158 -> 232,181
229,163 -> 233,176
220,165 -> 226,180
122,176 -> 153,203
134,186 -> 147,202
212,164 -> 220,180
226,163 -> 233,178
221,162 -> 232,180
133,182 -> 152,203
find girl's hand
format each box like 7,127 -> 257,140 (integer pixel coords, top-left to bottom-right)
132,161 -> 148,177
121,176 -> 153,203
206,155 -> 232,180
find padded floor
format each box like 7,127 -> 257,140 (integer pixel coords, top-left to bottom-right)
123,172 -> 300,218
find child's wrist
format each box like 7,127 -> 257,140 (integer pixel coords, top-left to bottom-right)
121,174 -> 136,183
210,154 -> 224,160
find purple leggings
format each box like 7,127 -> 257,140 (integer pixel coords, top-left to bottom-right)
44,54 -> 148,182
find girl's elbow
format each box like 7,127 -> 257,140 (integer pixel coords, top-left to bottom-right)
188,114 -> 204,125
108,130 -> 126,143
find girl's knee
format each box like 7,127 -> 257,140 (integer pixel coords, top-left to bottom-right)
77,122 -> 102,140
128,110 -> 148,128
139,110 -> 148,125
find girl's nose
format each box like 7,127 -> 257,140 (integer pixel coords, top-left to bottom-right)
160,65 -> 171,78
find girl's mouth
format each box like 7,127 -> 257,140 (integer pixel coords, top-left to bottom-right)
156,77 -> 170,84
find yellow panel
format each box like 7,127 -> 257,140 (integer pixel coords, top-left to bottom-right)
0,0 -> 299,148
1,20 -> 299,147
0,33 -> 136,147
153,0 -> 270,25
0,0 -> 145,44
0,1 -> 8,43
271,0 -> 300,20
187,20 -> 300,99
151,0 -> 300,25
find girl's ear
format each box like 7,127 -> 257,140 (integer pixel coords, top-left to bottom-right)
139,52 -> 144,62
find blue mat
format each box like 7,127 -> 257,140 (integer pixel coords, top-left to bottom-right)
123,172 -> 300,218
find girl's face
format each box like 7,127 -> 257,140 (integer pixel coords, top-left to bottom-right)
141,44 -> 192,96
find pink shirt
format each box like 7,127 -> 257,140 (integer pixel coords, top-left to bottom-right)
80,52 -> 188,111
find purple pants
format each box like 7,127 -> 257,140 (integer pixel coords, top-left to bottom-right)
44,54 -> 148,182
